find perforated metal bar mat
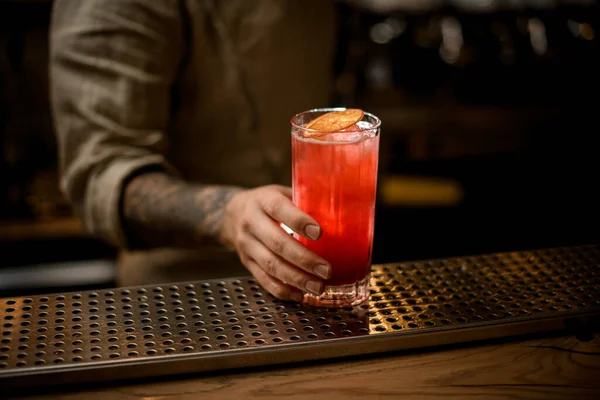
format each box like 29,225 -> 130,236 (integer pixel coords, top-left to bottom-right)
1,244 -> 599,389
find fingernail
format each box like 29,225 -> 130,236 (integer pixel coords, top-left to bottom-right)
305,224 -> 321,240
305,280 -> 323,295
314,264 -> 331,279
289,292 -> 304,302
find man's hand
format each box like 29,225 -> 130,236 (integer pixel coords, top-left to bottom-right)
122,173 -> 329,301
220,185 -> 331,302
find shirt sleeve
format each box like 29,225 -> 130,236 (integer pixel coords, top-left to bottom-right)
49,0 -> 184,249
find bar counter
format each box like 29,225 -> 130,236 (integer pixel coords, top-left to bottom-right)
6,333 -> 600,400
2,245 -> 599,399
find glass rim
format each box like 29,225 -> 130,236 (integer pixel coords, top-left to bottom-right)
290,107 -> 381,135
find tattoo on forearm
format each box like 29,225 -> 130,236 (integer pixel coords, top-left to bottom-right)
122,172 -> 241,248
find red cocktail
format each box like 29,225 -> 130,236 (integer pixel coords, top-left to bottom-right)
291,108 -> 381,307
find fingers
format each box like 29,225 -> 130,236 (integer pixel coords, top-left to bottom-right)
244,258 -> 304,302
261,186 -> 322,240
231,185 -> 331,302
275,186 -> 293,199
240,235 -> 325,296
250,213 -> 331,279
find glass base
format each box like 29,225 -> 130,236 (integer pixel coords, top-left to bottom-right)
302,276 -> 369,308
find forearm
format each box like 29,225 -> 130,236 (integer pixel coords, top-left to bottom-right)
122,171 -> 242,249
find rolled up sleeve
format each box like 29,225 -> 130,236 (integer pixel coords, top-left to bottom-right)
49,0 -> 184,248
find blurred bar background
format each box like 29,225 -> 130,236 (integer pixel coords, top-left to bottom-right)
1,0 -> 599,296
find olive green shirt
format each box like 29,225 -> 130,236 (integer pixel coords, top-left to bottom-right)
50,0 -> 336,284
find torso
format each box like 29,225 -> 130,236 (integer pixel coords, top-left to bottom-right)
169,0 -> 337,187
118,0 -> 337,286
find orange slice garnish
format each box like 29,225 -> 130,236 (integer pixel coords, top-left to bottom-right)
304,109 -> 364,137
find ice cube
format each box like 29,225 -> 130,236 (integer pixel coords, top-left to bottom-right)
356,121 -> 376,137
329,132 -> 361,142
341,124 -> 361,132
355,121 -> 373,130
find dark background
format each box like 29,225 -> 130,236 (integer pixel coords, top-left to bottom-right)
1,0 -> 599,296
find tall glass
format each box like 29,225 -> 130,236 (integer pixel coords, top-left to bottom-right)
291,108 -> 381,307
